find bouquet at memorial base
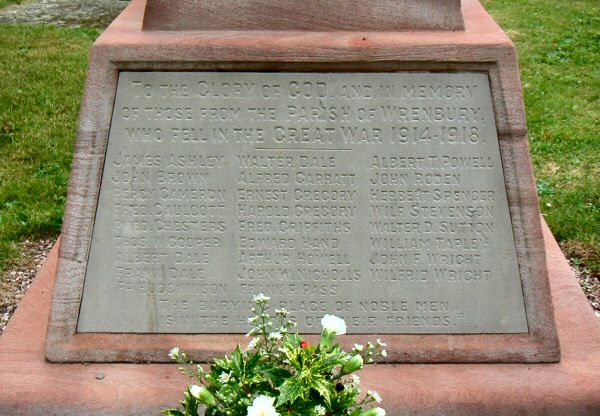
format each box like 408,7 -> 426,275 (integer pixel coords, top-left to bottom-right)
163,294 -> 387,416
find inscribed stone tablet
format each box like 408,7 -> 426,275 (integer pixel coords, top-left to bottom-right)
77,72 -> 528,334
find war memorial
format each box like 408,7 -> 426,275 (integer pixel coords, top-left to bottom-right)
0,0 -> 598,414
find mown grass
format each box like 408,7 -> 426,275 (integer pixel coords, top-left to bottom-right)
0,0 -> 598,279
483,0 -> 600,274
0,25 -> 99,274
0,0 -> 23,10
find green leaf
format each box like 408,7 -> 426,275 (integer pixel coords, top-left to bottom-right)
232,345 -> 243,363
230,345 -> 244,375
262,366 -> 292,387
183,392 -> 199,416
312,378 -> 332,406
161,410 -> 185,416
277,377 -> 305,406
245,350 -> 263,373
286,333 -> 302,346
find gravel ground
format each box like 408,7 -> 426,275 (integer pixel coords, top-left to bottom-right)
0,0 -> 129,28
573,262 -> 600,319
0,238 -> 55,335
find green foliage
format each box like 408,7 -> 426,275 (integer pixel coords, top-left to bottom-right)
164,296 -> 386,416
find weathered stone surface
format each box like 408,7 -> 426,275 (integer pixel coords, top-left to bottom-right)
78,71 -> 527,335
142,0 -> 464,31
45,0 -> 559,363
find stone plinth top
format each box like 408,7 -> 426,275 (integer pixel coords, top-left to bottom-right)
142,0 -> 464,31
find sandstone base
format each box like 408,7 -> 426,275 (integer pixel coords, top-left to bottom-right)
46,0 -> 559,364
1,221 -> 599,415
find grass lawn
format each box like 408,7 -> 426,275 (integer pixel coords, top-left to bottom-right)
0,0 -> 598,285
0,0 -> 23,9
0,25 -> 98,281
482,0 -> 600,273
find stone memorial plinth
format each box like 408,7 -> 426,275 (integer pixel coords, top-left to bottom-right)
2,223 -> 599,415
45,0 -> 560,363
2,0 -> 600,414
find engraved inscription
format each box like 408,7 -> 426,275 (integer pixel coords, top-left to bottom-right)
77,72 -> 528,334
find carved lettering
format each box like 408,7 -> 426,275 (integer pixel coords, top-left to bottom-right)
77,72 -> 528,335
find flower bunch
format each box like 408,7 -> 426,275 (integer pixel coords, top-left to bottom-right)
164,294 -> 386,416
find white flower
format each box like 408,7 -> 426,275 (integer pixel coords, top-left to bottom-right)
248,316 -> 259,324
247,395 -> 279,416
376,339 -> 387,347
245,337 -> 260,351
351,374 -> 361,385
219,371 -> 232,383
189,385 -> 202,398
320,314 -> 347,335
368,390 -> 382,403
189,385 -> 216,406
353,343 -> 364,351
168,347 -> 180,359
368,408 -> 386,416
268,331 -> 283,340
314,404 -> 326,415
380,350 -> 387,357
245,328 -> 259,337
253,293 -> 271,302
